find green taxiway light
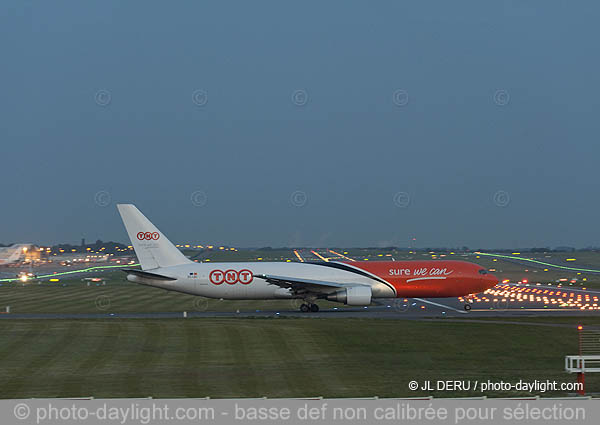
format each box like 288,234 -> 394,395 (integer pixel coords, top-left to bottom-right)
475,252 -> 600,273
0,263 -> 140,283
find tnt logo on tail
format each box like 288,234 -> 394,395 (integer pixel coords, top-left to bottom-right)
137,232 -> 160,241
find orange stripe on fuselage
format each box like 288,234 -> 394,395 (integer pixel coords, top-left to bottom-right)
343,260 -> 498,298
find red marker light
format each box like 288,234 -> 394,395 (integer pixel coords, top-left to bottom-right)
577,325 -> 583,331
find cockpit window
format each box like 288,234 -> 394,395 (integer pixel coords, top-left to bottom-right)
478,269 -> 488,275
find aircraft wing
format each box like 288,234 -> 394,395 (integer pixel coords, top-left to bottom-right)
253,273 -> 362,295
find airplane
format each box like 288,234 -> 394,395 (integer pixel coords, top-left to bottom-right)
0,244 -> 31,266
117,204 -> 499,312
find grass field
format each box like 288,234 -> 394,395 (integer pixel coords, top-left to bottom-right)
0,277 -> 349,314
0,318 -> 595,399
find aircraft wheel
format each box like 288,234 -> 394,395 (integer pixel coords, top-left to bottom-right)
300,304 -> 310,313
310,304 -> 319,313
464,304 -> 472,311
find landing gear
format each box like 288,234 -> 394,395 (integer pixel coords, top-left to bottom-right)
299,303 -> 319,313
463,295 -> 474,312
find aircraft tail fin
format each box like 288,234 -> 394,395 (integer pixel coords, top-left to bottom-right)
116,204 -> 191,271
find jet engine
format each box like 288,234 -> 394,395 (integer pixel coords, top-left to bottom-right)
327,285 -> 372,305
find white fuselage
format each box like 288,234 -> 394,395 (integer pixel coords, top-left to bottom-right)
127,261 -> 395,300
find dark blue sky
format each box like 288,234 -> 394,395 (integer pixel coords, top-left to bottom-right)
2,1 -> 599,248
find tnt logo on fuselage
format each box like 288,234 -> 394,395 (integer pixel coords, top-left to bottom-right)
209,269 -> 253,285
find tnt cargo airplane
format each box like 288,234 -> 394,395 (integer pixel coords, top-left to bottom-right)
118,204 -> 499,312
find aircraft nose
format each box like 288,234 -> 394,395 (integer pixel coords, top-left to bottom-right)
476,269 -> 499,292
485,273 -> 499,288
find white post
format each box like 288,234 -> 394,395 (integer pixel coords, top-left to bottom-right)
183,311 -> 187,318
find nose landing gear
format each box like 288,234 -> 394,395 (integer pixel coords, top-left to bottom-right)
463,296 -> 474,311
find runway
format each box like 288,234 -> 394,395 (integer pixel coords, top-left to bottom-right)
1,291 -> 598,320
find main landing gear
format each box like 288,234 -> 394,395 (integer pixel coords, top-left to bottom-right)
300,303 -> 319,313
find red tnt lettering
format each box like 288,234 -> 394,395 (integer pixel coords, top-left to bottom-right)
209,270 -> 224,285
224,270 -> 238,284
238,269 -> 253,284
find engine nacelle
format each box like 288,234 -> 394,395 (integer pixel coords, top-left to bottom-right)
327,285 -> 372,306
